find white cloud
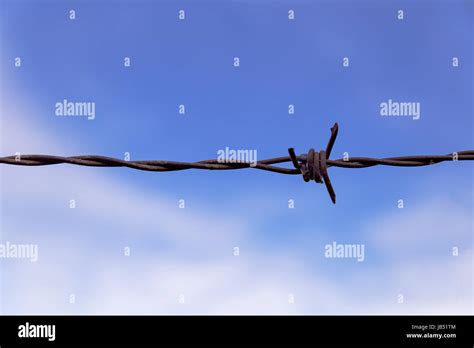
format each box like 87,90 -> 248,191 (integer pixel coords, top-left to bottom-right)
1,79 -> 472,315
366,196 -> 472,251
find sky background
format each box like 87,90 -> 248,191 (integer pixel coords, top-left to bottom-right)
0,0 -> 472,314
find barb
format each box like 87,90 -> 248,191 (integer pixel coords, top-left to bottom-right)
1,122 -> 473,204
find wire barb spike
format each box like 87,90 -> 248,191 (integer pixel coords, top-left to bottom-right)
288,122 -> 338,203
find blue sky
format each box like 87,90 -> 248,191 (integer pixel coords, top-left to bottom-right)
0,0 -> 472,314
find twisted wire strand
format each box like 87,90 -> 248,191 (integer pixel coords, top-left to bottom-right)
1,123 -> 473,203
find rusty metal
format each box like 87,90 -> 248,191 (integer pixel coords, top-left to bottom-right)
1,123 -> 473,204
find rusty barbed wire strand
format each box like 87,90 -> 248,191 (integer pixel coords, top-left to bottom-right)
1,122 -> 473,204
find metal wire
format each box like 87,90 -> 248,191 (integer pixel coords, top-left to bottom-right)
1,123 -> 473,204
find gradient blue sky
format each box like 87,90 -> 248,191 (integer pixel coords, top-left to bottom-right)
0,0 -> 472,314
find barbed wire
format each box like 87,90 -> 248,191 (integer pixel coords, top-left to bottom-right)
1,123 -> 473,204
